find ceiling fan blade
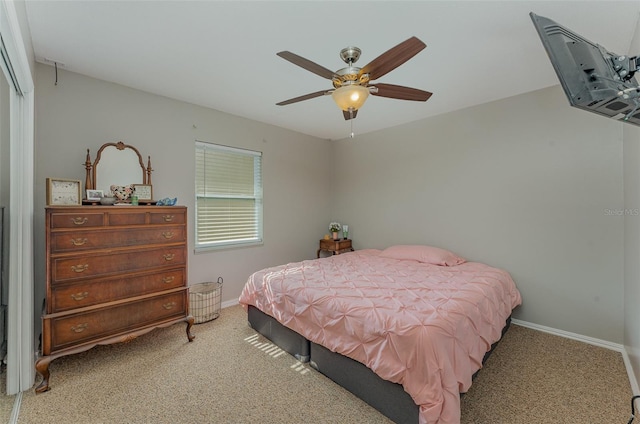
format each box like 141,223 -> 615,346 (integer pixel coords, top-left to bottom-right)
343,109 -> 358,120
359,36 -> 426,81
371,83 -> 432,102
276,90 -> 332,106
277,51 -> 335,80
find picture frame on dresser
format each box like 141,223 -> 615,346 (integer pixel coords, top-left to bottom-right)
46,178 -> 82,206
133,184 -> 153,202
86,189 -> 103,201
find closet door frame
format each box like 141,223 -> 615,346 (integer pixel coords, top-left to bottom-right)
0,0 -> 35,394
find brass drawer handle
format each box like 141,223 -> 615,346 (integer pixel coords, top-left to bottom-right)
70,238 -> 88,246
71,323 -> 88,333
162,302 -> 176,310
71,217 -> 89,225
162,231 -> 174,239
163,253 -> 175,261
162,276 -> 175,284
162,215 -> 174,222
71,264 -> 89,273
70,291 -> 89,301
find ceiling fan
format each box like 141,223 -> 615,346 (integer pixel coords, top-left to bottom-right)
276,36 -> 433,120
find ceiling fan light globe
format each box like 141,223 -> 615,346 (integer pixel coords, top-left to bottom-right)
332,85 -> 369,111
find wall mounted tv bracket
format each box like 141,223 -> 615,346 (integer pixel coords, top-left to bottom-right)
611,55 -> 640,101
569,42 -> 640,121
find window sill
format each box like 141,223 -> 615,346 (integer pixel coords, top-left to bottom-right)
194,240 -> 263,254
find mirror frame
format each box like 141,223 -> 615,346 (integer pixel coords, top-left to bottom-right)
84,141 -> 153,192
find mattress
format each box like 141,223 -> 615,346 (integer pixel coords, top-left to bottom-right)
239,248 -> 521,424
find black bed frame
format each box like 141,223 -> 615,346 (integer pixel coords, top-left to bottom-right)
247,306 -> 310,361
247,305 -> 511,424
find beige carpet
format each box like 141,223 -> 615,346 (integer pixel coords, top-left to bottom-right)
460,324 -> 631,423
15,305 -> 632,423
0,367 -> 15,424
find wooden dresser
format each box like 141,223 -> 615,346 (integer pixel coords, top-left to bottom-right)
35,205 -> 194,393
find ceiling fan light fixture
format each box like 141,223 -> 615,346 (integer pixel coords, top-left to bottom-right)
331,85 -> 369,111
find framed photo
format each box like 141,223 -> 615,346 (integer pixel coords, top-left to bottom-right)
133,184 -> 153,201
46,178 -> 82,206
86,189 -> 104,201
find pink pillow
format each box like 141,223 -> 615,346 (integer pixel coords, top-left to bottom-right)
380,245 -> 466,266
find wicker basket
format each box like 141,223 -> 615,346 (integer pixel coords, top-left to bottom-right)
189,278 -> 223,324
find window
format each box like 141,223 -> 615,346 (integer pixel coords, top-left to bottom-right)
195,141 -> 263,250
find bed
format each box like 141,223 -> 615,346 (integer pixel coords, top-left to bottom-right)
239,246 -> 522,424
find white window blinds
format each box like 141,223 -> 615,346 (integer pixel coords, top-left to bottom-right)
195,141 -> 263,249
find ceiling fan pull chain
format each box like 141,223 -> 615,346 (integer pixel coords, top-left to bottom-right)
350,116 -> 355,139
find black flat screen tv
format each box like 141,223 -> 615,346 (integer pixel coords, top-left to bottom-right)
530,12 -> 640,126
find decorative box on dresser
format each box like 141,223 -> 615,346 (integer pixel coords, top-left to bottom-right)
35,205 -> 195,393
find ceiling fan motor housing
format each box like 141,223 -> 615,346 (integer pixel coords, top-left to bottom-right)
332,66 -> 370,89
333,46 -> 370,89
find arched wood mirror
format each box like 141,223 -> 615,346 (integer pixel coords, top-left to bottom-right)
84,141 -> 152,195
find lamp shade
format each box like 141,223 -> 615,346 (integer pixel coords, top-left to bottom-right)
331,85 -> 369,111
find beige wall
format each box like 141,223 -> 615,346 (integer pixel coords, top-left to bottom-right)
33,63 -> 628,346
332,85 -> 625,343
624,17 -> 640,391
33,64 -> 332,335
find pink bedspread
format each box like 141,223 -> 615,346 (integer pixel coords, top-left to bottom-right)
239,249 -> 521,424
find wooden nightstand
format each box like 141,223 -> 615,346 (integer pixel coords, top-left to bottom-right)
317,239 -> 354,258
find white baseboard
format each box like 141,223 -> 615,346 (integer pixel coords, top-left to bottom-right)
623,349 -> 640,395
512,319 -> 639,395
511,319 -> 623,350
221,298 -> 239,309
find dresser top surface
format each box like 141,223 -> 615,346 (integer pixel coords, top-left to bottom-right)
46,205 -> 186,211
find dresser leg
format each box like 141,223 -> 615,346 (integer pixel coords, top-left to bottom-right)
34,356 -> 52,393
185,315 -> 195,342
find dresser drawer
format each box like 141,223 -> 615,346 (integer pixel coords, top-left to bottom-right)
106,211 -> 148,226
150,212 -> 185,225
48,207 -> 187,229
52,246 -> 186,283
50,212 -> 104,229
49,268 -> 186,313
44,290 -> 187,354
49,225 -> 186,253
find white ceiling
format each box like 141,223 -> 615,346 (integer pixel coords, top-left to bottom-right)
24,1 -> 640,140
